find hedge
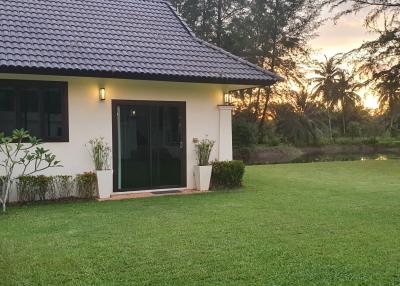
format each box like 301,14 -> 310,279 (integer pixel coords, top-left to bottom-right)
211,160 -> 245,189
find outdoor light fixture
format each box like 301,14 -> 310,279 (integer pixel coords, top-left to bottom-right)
130,108 -> 137,118
223,92 -> 233,106
99,88 -> 106,101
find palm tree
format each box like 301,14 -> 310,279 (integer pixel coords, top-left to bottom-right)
312,55 -> 361,136
334,72 -> 361,135
272,87 -> 326,145
311,56 -> 342,140
375,69 -> 400,131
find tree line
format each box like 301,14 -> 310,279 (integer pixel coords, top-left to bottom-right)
170,0 -> 400,146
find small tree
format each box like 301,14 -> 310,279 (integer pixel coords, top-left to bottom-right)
0,129 -> 61,212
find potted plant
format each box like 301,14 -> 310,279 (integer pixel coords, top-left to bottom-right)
87,138 -> 112,199
194,138 -> 215,191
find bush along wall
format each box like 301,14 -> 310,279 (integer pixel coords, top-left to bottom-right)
17,176 -> 53,202
211,161 -> 245,189
76,172 -> 98,199
15,173 -> 98,203
52,175 -> 75,199
17,176 -> 38,202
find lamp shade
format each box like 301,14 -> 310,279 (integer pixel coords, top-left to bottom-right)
99,88 -> 106,101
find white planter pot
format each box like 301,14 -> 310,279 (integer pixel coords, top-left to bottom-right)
194,165 -> 213,191
96,170 -> 113,199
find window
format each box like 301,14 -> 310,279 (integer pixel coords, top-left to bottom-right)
0,80 -> 68,142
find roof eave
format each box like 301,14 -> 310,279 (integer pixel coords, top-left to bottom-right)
0,66 -> 280,86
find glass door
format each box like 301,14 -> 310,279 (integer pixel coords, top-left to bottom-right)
113,101 -> 186,192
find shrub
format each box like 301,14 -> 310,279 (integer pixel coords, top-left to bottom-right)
76,172 -> 97,199
211,161 -> 245,189
16,176 -> 52,202
17,176 -> 36,202
52,175 -> 75,199
36,175 -> 52,201
15,174 -> 97,202
47,177 -> 57,200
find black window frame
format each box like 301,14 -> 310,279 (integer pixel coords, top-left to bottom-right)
0,79 -> 69,142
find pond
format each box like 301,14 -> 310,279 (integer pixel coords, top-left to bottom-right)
290,153 -> 400,164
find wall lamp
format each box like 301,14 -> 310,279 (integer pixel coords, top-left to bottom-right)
223,92 -> 233,106
99,88 -> 106,101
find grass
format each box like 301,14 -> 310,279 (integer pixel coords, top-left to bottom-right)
1,161 -> 400,285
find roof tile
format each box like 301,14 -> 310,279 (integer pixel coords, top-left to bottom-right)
0,0 -> 281,84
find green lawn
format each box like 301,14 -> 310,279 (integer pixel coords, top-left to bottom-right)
1,161 -> 400,285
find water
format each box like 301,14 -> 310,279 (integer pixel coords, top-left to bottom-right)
291,153 -> 400,164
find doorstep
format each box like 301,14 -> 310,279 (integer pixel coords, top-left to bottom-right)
98,189 -> 209,201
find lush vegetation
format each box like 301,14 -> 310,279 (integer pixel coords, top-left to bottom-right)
1,161 -> 399,285
232,53 -> 399,147
171,0 -> 399,147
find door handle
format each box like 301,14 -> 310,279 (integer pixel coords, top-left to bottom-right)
180,141 -> 184,149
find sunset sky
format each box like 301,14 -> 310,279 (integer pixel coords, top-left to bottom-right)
310,7 -> 379,109
311,8 -> 377,57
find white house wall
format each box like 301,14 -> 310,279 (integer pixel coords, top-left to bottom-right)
0,73 -> 244,200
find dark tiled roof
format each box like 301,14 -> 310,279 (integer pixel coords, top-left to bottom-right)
0,0 -> 282,85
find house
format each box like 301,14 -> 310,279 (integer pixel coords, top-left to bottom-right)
0,0 -> 281,199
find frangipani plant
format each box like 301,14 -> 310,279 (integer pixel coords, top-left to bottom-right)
0,129 -> 61,212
